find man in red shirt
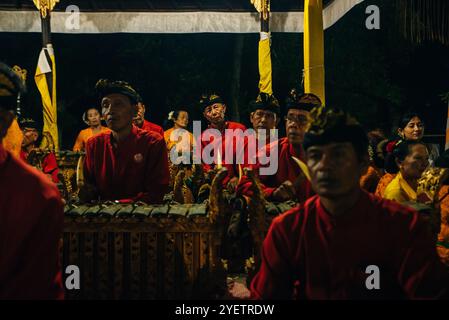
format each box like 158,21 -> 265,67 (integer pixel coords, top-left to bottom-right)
81,79 -> 169,204
250,105 -> 449,299
133,98 -> 164,137
19,118 -> 59,183
0,62 -> 64,299
198,93 -> 246,188
242,92 -> 281,165
237,91 -> 320,203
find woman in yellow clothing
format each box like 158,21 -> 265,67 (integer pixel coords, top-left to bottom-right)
434,153 -> 449,265
163,110 -> 193,154
73,107 -> 110,152
383,140 -> 429,203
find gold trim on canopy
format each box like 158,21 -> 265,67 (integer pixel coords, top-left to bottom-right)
33,0 -> 60,18
251,0 -> 270,20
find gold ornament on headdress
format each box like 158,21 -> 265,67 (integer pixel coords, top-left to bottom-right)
306,105 -> 359,135
255,92 -> 280,108
95,79 -> 138,95
33,0 -> 60,18
251,0 -> 270,20
417,167 -> 449,204
12,65 -> 27,84
199,93 -> 221,107
209,94 -> 220,101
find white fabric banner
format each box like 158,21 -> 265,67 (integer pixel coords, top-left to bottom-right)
0,0 -> 364,33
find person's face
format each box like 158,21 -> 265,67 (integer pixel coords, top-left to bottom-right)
174,111 -> 189,128
133,102 -> 146,127
399,116 -> 424,141
22,127 -> 39,148
102,94 -> 136,132
285,109 -> 309,146
399,144 -> 429,179
0,108 -> 15,139
250,109 -> 278,134
86,108 -> 101,127
204,103 -> 226,125
306,142 -> 368,199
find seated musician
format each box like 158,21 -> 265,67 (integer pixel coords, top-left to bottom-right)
80,79 -> 169,204
198,93 -> 247,188
383,140 -> 429,203
73,105 -> 110,152
0,62 -> 64,299
250,105 -> 449,299
236,91 -> 319,202
19,118 -> 59,183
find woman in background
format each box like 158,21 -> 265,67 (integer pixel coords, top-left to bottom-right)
164,110 -> 193,154
383,140 -> 429,203
73,106 -> 110,152
375,112 -> 428,197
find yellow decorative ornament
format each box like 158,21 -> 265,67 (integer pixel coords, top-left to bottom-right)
2,65 -> 26,157
251,0 -> 270,20
33,0 -> 60,18
12,65 -> 27,84
291,156 -> 311,182
417,167 -> 449,204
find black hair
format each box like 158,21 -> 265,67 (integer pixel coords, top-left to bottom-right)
367,130 -> 386,168
304,124 -> 369,161
163,110 -> 188,130
384,140 -> 427,173
83,107 -> 102,123
398,112 -> 424,130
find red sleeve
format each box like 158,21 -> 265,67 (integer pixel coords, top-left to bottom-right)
250,216 -> 295,299
131,137 -> 169,204
236,172 -> 275,199
235,138 -> 276,198
0,190 -> 64,299
236,140 -> 276,199
42,153 -> 59,183
395,211 -> 449,299
83,140 -> 95,186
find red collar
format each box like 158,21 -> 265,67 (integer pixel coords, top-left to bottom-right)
316,190 -> 368,227
208,121 -> 228,132
107,125 -> 138,149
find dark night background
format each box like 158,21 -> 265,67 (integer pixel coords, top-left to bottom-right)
0,0 -> 448,149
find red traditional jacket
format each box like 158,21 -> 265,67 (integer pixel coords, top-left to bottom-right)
199,121 -> 247,186
251,191 -> 449,299
84,126 -> 169,204
0,144 -> 64,299
236,137 -> 313,202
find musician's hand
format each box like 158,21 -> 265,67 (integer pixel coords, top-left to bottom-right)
78,183 -> 98,202
272,180 -> 296,202
226,277 -> 251,300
